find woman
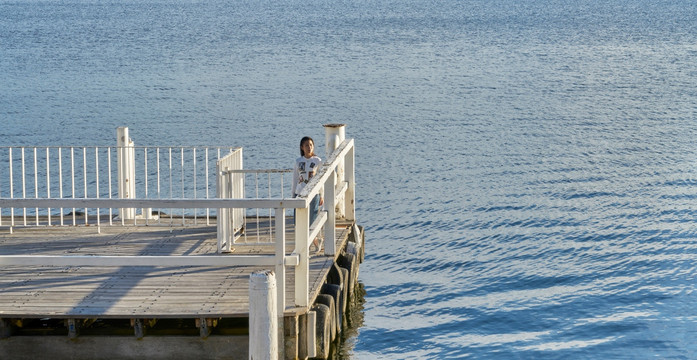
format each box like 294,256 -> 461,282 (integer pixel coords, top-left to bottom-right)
292,136 -> 324,252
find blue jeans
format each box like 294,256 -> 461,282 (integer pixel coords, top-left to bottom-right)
309,194 -> 320,226
294,194 -> 320,227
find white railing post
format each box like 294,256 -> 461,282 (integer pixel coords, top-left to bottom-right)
294,205 -> 310,307
275,208 -> 286,318
215,149 -> 244,253
9,147 -> 14,231
324,168 -> 336,255
216,165 -> 230,252
117,127 -> 136,220
46,147 -> 51,225
345,142 -> 355,222
324,124 -> 346,220
249,270 -> 278,360
234,151 -> 244,233
275,207 -> 287,356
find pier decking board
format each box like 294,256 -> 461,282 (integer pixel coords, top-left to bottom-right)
0,219 -> 352,319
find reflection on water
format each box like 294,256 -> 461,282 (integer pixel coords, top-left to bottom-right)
333,282 -> 366,360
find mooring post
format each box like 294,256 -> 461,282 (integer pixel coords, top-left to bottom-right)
250,270 -> 278,360
116,127 -> 136,220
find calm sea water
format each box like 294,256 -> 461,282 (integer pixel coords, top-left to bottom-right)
2,0 -> 697,358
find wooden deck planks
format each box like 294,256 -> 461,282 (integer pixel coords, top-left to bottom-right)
0,220 -> 352,319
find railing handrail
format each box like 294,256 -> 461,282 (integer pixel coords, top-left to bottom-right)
0,145 -> 239,149
0,197 -> 308,209
225,169 -> 292,174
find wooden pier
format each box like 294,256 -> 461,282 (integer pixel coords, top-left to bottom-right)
0,218 -> 363,359
0,125 -> 363,360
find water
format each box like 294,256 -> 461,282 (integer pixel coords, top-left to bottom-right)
2,0 -> 697,358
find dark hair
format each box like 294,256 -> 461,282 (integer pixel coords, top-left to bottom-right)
299,136 -> 314,156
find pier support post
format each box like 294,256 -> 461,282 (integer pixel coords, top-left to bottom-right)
0,319 -> 13,338
66,319 -> 79,339
196,318 -> 216,338
283,316 -> 298,360
305,311 -> 317,359
116,127 -> 136,221
132,319 -> 144,339
250,270 -> 278,360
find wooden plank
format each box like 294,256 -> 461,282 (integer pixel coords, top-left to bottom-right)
0,221 -> 353,319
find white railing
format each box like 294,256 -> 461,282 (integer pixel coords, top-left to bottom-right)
0,145 -> 239,228
0,125 -> 355,314
220,169 -> 294,247
216,149 -> 245,252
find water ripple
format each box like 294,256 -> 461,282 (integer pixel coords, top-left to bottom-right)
5,0 -> 697,359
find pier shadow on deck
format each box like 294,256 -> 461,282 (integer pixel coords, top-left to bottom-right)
0,218 -> 351,320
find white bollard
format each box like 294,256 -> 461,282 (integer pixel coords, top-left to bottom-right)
323,123 -> 345,158
249,270 -> 278,360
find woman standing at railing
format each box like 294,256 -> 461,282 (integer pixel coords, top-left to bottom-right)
293,136 -> 324,249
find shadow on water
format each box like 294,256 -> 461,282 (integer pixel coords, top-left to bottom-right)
330,282 -> 366,360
